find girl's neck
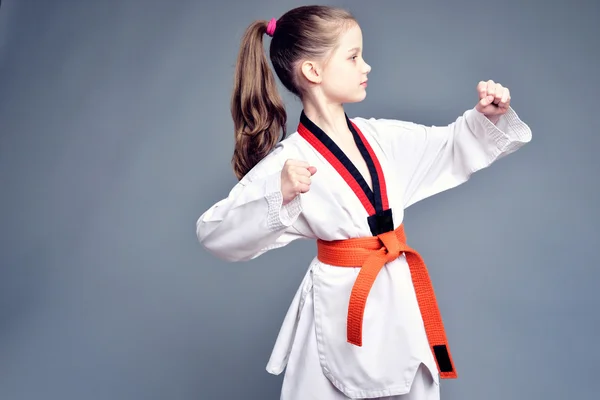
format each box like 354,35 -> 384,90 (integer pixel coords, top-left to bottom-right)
302,99 -> 352,141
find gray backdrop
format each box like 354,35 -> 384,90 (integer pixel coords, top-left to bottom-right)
1,0 -> 598,399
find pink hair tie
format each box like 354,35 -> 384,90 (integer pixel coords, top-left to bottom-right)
266,18 -> 277,37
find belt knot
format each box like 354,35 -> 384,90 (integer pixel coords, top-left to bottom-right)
378,230 -> 401,263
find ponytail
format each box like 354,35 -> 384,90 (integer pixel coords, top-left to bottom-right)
230,20 -> 287,181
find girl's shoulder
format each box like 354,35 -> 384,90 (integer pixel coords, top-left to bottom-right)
350,115 -> 422,138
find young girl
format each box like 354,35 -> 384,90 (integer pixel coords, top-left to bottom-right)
196,5 -> 532,400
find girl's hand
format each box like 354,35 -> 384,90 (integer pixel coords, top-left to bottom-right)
280,159 -> 317,205
475,80 -> 511,124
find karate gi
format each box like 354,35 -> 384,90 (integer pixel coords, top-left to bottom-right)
196,106 -> 532,399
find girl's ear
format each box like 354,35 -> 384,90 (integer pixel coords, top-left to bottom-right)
300,60 -> 323,84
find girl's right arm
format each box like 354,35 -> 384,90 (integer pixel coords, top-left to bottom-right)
196,154 -> 313,262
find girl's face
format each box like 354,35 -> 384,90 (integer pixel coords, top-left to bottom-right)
319,23 -> 372,104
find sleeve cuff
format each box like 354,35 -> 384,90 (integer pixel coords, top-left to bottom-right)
264,171 -> 303,231
473,106 -> 533,151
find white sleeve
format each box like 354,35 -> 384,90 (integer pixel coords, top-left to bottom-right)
196,159 -> 306,262
371,106 -> 532,208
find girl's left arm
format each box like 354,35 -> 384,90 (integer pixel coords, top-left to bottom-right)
362,81 -> 533,208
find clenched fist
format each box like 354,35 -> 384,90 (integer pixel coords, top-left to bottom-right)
475,80 -> 511,123
281,159 -> 317,205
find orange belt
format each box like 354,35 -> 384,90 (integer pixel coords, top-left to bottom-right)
316,223 -> 457,379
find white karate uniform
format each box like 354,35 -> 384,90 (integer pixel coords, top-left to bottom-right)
196,107 -> 532,399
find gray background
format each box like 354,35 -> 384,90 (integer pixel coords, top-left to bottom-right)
1,0 -> 598,399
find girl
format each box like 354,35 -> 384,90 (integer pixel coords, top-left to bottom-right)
196,5 -> 532,400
